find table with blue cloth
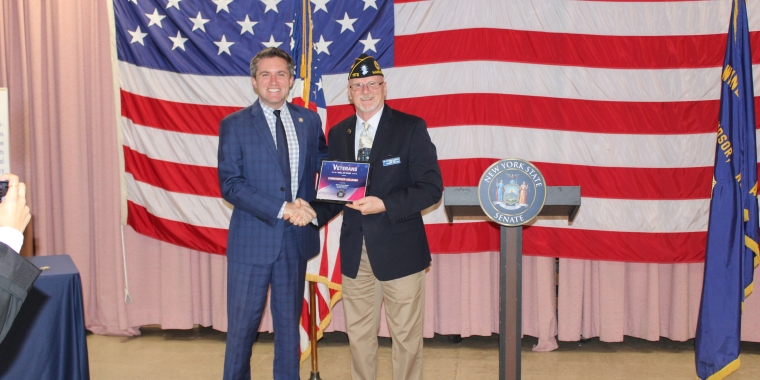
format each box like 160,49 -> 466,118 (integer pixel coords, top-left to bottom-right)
0,255 -> 90,379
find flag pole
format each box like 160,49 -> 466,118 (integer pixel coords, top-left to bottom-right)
300,0 -> 321,377
301,0 -> 313,108
308,281 -> 322,380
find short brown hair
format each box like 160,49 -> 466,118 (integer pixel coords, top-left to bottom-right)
249,47 -> 295,78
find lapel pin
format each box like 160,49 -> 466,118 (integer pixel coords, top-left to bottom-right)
347,129 -> 352,134
298,117 -> 303,123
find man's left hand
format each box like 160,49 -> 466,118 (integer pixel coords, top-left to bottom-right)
346,196 -> 385,215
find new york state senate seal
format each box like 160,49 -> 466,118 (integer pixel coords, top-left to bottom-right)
478,159 -> 547,226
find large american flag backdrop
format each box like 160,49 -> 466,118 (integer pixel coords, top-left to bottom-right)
114,0 -> 760,358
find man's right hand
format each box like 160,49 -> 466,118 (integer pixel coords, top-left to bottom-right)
0,174 -> 31,233
283,198 -> 316,227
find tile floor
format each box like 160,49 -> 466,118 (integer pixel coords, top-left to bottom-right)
87,326 -> 760,379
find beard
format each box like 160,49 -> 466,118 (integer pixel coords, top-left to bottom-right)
353,94 -> 383,115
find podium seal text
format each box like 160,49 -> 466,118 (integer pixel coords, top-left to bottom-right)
478,159 -> 546,226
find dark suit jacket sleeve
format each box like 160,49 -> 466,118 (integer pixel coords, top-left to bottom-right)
311,125 -> 347,227
312,202 -> 343,228
317,121 -> 328,165
311,114 -> 335,226
218,116 -> 284,220
382,118 -> 442,223
0,242 -> 41,344
315,124 -> 337,225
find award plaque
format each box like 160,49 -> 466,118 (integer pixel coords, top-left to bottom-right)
315,160 -> 371,203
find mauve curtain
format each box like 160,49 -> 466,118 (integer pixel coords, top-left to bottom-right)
0,0 -> 130,334
1,0 -> 759,349
557,260 -> 760,343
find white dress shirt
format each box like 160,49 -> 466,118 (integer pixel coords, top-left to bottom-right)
259,102 -> 300,219
0,227 -> 24,253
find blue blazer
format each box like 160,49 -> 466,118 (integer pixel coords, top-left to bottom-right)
218,100 -> 327,265
312,106 -> 443,281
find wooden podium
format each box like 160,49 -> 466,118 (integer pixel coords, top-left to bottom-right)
444,186 -> 581,380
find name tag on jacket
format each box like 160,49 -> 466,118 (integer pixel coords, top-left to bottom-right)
382,157 -> 401,166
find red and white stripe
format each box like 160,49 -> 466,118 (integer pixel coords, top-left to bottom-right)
122,0 -> 760,262
119,0 -> 760,358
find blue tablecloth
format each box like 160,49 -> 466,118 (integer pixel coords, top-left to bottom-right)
0,255 -> 90,379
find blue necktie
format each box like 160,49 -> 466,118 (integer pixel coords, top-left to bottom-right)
273,110 -> 292,201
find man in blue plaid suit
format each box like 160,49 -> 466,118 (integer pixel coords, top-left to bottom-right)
218,47 -> 327,380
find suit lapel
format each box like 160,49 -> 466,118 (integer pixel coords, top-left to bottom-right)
249,101 -> 280,165
368,106 -> 392,164
346,115 -> 357,161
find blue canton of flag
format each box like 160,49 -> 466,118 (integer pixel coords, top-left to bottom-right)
307,0 -> 394,74
115,0 -> 298,76
695,1 -> 760,379
114,0 -> 393,77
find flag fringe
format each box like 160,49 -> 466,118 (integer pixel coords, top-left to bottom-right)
745,235 -> 759,255
745,235 -> 759,299
306,273 -> 342,291
299,287 -> 343,363
700,356 -> 740,380
748,237 -> 760,298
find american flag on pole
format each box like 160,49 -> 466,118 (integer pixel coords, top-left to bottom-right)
289,0 -> 339,359
115,0 -> 760,359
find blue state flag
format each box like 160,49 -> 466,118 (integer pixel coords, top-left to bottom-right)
695,1 -> 760,379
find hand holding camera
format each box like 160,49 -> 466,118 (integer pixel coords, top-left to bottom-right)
0,174 -> 31,233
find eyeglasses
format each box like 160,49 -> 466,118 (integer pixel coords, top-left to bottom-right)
348,81 -> 384,92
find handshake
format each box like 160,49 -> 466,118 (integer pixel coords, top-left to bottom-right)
283,199 -> 316,227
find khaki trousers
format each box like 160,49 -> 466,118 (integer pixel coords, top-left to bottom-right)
342,242 -> 426,380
